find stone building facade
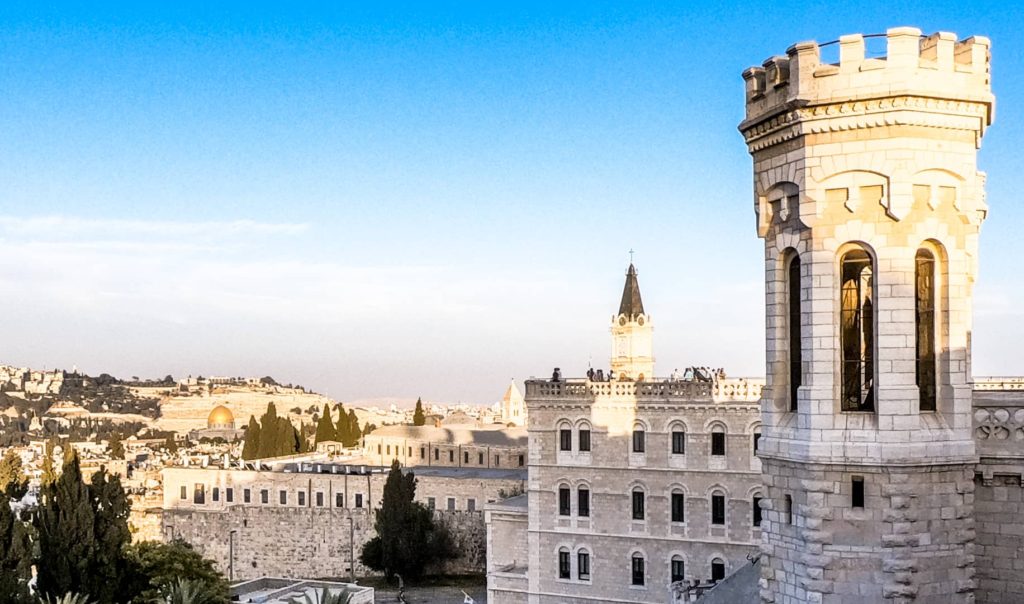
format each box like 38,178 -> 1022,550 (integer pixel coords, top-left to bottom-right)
360,424 -> 528,469
738,27 -> 1013,604
162,463 -> 525,580
486,266 -> 766,604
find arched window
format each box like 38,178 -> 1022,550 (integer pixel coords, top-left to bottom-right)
669,421 -> 686,455
577,483 -> 591,517
671,489 -> 685,522
711,490 -> 726,525
631,553 -> 645,586
558,547 -> 570,579
632,487 -> 646,520
916,249 -> 937,412
840,248 -> 875,411
670,555 -> 685,582
788,253 -> 802,411
752,493 -> 763,527
558,483 -> 571,516
710,424 -> 726,456
577,548 -> 591,580
576,420 -> 592,452
632,424 -> 646,453
711,558 -> 726,581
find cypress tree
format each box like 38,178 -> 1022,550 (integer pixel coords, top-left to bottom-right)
40,441 -> 57,488
412,398 -> 426,426
257,403 -> 279,458
0,449 -> 29,500
0,490 -> 32,602
36,447 -> 96,598
86,468 -> 131,603
242,416 -> 260,460
315,403 -> 336,445
346,409 -> 362,447
108,433 -> 125,460
359,460 -> 455,580
335,403 -> 350,447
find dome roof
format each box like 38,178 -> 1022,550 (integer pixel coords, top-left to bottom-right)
207,405 -> 235,428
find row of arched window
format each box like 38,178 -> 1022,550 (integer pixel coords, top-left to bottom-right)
784,243 -> 941,413
555,546 -> 728,585
555,483 -> 764,529
556,420 -> 761,458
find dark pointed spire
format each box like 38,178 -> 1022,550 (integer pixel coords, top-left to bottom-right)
618,264 -> 645,317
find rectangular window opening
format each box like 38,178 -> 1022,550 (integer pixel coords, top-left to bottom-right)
852,476 -> 865,508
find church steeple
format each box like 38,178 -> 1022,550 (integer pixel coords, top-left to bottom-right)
610,263 -> 653,381
618,264 -> 645,318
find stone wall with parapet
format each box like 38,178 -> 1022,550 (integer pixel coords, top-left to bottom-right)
972,382 -> 1024,603
163,506 -> 487,581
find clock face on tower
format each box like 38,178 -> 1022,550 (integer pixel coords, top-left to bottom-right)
619,316 -> 627,326
637,316 -> 645,326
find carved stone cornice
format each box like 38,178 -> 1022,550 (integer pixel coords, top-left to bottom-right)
740,95 -> 990,152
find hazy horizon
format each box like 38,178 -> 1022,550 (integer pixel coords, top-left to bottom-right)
3,3 -> 1022,405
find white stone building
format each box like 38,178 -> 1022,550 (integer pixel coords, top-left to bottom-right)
486,265 -> 765,604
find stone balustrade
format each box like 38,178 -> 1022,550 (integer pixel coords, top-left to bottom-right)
524,377 -> 763,403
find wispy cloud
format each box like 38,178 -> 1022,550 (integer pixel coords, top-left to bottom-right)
0,215 -> 309,239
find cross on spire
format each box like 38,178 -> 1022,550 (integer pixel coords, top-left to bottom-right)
629,248 -> 635,264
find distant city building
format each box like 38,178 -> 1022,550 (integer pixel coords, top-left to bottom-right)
361,424 -> 528,469
187,405 -> 245,442
500,381 -> 526,426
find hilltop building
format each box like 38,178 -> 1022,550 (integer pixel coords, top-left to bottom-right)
486,264 -> 765,603
188,405 -> 245,442
360,424 -> 528,469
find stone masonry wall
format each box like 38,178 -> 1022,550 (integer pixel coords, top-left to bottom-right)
974,472 -> 1024,603
760,459 -> 975,604
164,506 -> 486,581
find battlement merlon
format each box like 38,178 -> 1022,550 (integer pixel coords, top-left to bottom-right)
739,28 -> 994,140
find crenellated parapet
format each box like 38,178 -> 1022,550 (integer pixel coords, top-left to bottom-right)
740,27 -> 993,148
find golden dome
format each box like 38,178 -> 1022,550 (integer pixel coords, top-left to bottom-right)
207,405 -> 235,429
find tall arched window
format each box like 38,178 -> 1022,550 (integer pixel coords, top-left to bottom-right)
840,248 -> 875,411
916,249 -> 937,412
788,254 -> 802,411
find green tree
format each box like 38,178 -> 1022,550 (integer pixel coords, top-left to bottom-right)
256,403 -> 279,458
0,449 -> 29,500
359,460 -> 456,581
335,403 -> 351,447
36,447 -> 96,598
0,490 -> 32,602
108,433 -> 125,460
40,440 -> 58,487
164,434 -> 178,454
412,398 -> 425,426
85,469 -> 132,603
123,539 -> 229,604
241,416 -> 260,460
346,409 -> 362,447
314,403 -> 337,445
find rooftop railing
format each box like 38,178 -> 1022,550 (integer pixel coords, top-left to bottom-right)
525,377 -> 763,403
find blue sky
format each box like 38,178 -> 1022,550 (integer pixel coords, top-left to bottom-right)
1,2 -> 1020,404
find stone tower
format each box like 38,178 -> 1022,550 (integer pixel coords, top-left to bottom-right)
739,28 -> 993,602
610,264 -> 654,380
